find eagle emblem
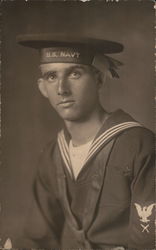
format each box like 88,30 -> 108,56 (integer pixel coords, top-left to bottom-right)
134,203 -> 155,223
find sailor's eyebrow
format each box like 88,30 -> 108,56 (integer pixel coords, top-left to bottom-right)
41,70 -> 57,78
66,65 -> 90,76
42,65 -> 86,75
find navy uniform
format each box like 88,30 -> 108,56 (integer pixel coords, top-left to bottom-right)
16,34 -> 155,250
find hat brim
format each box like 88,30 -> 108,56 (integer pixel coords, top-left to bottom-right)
17,33 -> 124,54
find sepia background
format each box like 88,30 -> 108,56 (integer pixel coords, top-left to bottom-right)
0,1 -> 155,246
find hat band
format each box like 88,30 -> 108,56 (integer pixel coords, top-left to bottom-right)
40,47 -> 94,64
40,47 -> 123,78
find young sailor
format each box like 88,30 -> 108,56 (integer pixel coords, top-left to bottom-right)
16,34 -> 155,250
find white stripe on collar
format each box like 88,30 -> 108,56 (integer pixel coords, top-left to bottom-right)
57,131 -> 73,176
57,121 -> 142,177
84,121 -> 141,164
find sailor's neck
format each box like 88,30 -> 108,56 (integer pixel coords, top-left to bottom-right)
64,109 -> 109,146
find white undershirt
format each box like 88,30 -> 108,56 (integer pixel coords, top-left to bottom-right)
69,139 -> 93,179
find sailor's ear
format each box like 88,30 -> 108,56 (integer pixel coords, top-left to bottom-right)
100,71 -> 107,85
96,71 -> 104,89
37,78 -> 48,98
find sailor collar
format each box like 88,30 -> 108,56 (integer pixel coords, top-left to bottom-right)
57,109 -> 143,179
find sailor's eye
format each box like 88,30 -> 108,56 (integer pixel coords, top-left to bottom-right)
44,72 -> 57,82
69,71 -> 81,79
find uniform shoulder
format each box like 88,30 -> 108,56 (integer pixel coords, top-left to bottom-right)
39,136 -> 58,158
36,136 -> 58,180
116,126 -> 154,154
107,110 -> 154,149
123,126 -> 154,142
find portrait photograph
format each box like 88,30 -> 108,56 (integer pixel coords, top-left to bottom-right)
0,1 -> 155,250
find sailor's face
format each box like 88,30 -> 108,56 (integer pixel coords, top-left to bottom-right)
38,63 -> 101,121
